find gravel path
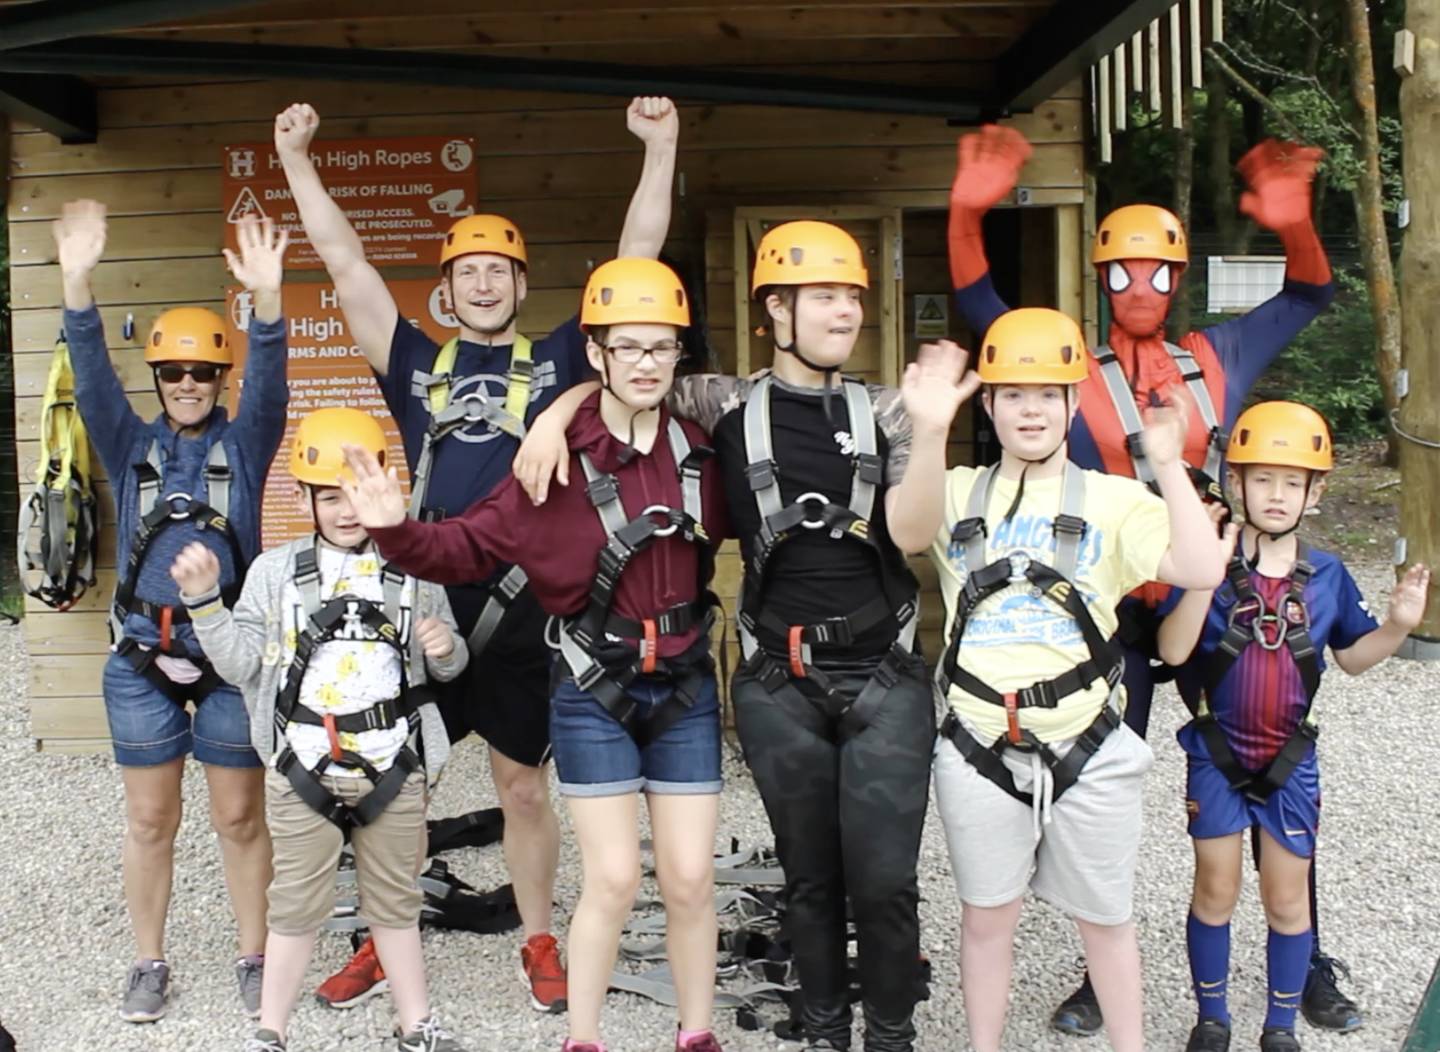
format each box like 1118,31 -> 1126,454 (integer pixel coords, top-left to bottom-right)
0,560 -> 1434,1051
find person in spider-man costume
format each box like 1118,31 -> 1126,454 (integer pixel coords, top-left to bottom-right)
949,127 -> 1362,1040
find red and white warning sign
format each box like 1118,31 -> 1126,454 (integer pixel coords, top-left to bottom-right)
221,136 -> 479,270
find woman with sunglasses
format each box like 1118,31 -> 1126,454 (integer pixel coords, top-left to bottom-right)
54,200 -> 291,1023
335,257 -> 730,1052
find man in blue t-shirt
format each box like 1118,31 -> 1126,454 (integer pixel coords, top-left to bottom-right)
276,97 -> 680,1013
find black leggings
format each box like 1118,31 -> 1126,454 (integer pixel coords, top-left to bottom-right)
732,654 -> 935,1052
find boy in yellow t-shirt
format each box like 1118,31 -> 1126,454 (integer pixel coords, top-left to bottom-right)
888,308 -> 1231,1052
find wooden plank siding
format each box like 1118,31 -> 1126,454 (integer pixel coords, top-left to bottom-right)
8,73 -> 1087,751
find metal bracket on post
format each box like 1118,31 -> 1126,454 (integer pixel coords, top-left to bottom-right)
1395,536 -> 1408,565
1396,368 -> 1410,401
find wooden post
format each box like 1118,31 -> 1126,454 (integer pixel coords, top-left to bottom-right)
1397,0 -> 1440,651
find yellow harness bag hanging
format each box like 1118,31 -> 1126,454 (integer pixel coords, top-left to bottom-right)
17,339 -> 100,610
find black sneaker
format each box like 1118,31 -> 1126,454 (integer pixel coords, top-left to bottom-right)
1259,1027 -> 1301,1052
1185,1019 -> 1232,1052
0,1019 -> 14,1052
1050,974 -> 1103,1036
1301,954 -> 1363,1032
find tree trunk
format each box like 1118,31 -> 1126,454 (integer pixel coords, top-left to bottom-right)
1171,88 -> 1197,340
1397,0 -> 1440,642
1345,0 -> 1403,465
1205,61 -> 1248,254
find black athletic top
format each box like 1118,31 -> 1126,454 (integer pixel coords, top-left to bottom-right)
670,371 -> 916,662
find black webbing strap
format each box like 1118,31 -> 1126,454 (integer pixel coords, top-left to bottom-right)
115,637 -> 225,709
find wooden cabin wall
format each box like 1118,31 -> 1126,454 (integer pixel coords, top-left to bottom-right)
6,77 -> 1085,750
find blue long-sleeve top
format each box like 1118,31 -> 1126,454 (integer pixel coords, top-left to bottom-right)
64,305 -> 290,656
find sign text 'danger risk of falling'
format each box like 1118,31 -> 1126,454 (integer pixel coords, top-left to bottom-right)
226,281 -> 460,546
222,136 -> 480,269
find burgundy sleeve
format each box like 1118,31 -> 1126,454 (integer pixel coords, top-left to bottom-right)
368,477 -> 530,585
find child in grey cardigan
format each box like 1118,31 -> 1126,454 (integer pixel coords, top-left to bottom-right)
172,407 -> 471,1052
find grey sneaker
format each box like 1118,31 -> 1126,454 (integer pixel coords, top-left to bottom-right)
397,1015 -> 466,1052
120,959 -> 170,1023
244,1029 -> 286,1052
236,955 -> 264,1018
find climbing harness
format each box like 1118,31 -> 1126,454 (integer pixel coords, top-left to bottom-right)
18,339 -> 99,610
736,376 -> 919,738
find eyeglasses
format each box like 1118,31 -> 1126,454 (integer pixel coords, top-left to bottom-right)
155,363 -> 223,384
604,343 -> 684,365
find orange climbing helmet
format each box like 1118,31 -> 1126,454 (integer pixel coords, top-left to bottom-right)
751,220 -> 869,295
439,214 -> 528,270
1228,401 -> 1333,472
977,308 -> 1089,385
1093,204 -> 1189,266
289,407 -> 389,486
580,258 -> 691,330
145,307 -> 232,366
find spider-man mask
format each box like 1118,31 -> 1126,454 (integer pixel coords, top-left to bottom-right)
1103,258 -> 1182,338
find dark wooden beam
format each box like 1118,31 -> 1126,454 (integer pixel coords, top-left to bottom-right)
0,0 -> 272,51
0,73 -> 96,143
989,0 -> 1178,113
0,37 -> 987,119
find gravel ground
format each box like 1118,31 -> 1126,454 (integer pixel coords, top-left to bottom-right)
0,560 -> 1435,1051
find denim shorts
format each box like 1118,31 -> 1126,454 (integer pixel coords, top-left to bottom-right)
549,672 -> 723,797
102,651 -> 261,768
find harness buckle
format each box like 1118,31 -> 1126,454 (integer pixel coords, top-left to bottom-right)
1003,692 -> 1023,745
1018,679 -> 1058,709
1052,513 -> 1086,540
323,713 -> 343,763
787,626 -> 808,679
1125,432 -> 1147,457
809,615 -> 855,647
855,452 -> 884,486
164,492 -> 195,520
794,491 -> 832,531
641,619 -> 658,675
744,458 -> 776,492
586,473 -> 620,508
1006,552 -> 1032,583
640,504 -> 680,539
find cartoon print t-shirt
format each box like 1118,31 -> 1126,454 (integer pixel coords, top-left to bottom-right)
930,465 -> 1170,743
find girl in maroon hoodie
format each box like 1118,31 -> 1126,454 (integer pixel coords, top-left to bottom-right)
339,258 -> 729,1052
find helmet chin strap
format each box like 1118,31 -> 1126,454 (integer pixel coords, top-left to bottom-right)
999,388 -> 1071,525
598,357 -> 656,465
775,321 -> 841,426
1238,466 -> 1311,559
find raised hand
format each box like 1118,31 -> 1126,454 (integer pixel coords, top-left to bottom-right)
338,444 -> 407,529
950,125 -> 1033,212
1237,139 -> 1324,231
52,199 -> 108,279
223,216 -> 289,296
415,616 -> 455,660
1388,563 -> 1431,632
170,541 -> 222,596
626,96 -> 678,148
274,102 -> 320,157
901,340 -> 981,436
1139,384 -> 1192,470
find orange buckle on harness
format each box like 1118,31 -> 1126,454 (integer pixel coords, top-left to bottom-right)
158,605 -> 173,653
788,625 -> 807,679
1003,693 -> 1023,745
323,713 -> 343,762
641,618 -> 658,675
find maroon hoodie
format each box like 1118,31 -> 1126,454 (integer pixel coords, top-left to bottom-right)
368,391 -> 729,657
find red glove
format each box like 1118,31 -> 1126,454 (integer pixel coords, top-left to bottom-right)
1237,139 -> 1331,285
949,124 -> 1033,288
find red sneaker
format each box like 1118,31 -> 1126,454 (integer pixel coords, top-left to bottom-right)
677,1032 -> 723,1052
314,936 -> 388,1009
519,933 -> 568,1013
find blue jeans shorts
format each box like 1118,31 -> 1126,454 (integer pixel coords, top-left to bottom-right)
549,672 -> 723,797
102,651 -> 261,768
